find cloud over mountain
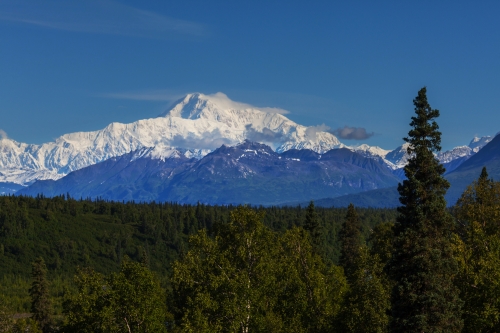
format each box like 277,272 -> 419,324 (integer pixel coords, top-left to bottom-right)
305,124 -> 330,140
170,129 -> 233,150
203,93 -> 289,115
331,126 -> 374,140
244,125 -> 284,144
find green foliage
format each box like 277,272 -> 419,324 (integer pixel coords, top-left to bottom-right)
339,204 -> 362,280
63,258 -> 169,332
390,87 -> 463,332
171,207 -> 281,332
453,168 -> 500,332
0,194 -> 397,332
338,206 -> 391,333
454,167 -> 500,235
11,318 -> 42,333
30,257 -> 53,332
339,246 -> 390,333
277,228 -> 347,332
0,275 -> 31,314
0,300 -> 13,333
369,221 -> 394,268
171,206 -> 347,332
303,201 -> 323,254
0,195 -> 397,311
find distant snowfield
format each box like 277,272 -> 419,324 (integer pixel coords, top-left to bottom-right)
0,92 -> 494,185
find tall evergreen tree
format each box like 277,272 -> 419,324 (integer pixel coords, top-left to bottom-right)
29,257 -> 53,333
303,201 -> 323,253
339,203 -> 362,280
390,87 -> 462,332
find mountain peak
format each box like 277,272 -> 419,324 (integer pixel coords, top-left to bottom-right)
469,135 -> 493,152
160,92 -> 290,121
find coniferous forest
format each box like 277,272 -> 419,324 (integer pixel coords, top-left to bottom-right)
0,194 -> 396,332
1,88 -> 500,332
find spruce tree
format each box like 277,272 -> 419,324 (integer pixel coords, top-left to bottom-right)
303,201 -> 323,253
339,203 -> 362,280
390,87 -> 462,332
29,257 -> 53,333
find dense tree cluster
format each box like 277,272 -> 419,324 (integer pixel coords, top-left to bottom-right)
0,194 -> 396,313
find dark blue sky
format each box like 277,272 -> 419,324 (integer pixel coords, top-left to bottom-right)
1,0 -> 499,150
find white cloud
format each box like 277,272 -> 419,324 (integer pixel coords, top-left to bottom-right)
0,0 -> 207,39
244,125 -> 284,144
204,92 -> 290,115
170,129 -> 233,150
102,90 -> 291,115
0,129 -> 7,140
305,124 -> 330,140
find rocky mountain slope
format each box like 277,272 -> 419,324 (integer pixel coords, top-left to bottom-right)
19,141 -> 401,206
313,134 -> 500,208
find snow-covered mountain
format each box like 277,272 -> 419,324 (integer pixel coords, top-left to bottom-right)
382,136 -> 493,169
0,93 -> 344,185
0,91 -> 495,187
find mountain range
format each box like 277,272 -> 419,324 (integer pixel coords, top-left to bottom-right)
314,133 -> 500,208
0,93 -> 345,187
18,141 -> 402,205
2,92 -> 498,205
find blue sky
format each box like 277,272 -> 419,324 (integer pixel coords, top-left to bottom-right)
1,0 -> 499,151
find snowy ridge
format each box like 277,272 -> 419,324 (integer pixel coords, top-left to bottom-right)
128,146 -> 209,162
437,146 -> 473,164
469,135 -> 494,152
380,136 -> 493,170
0,93 -> 342,185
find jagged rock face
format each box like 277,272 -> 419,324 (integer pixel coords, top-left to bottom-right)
0,93 -> 342,185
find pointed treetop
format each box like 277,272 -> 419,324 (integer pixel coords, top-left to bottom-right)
480,166 -> 489,181
405,86 -> 442,154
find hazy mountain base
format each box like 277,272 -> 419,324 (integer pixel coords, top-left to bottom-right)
0,182 -> 24,195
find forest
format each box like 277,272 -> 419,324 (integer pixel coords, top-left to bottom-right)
0,193 -> 396,332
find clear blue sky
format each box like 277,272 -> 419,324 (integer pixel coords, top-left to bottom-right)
1,0 -> 499,151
